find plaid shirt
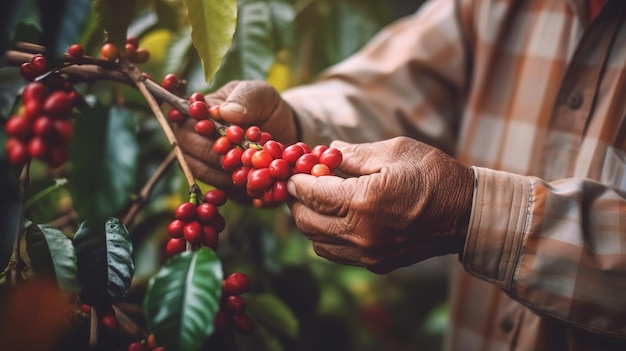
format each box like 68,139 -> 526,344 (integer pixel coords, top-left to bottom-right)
282,0 -> 626,349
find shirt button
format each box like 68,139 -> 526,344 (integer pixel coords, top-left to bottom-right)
566,92 -> 583,109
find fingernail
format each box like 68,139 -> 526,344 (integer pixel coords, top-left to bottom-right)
287,179 -> 297,196
221,102 -> 246,116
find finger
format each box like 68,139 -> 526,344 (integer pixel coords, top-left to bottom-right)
329,140 -> 385,176
287,173 -> 353,216
310,241 -> 366,267
289,201 -> 352,245
219,81 -> 281,125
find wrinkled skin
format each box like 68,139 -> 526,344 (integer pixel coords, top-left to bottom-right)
287,138 -> 474,274
174,80 -> 297,201
175,80 -> 475,273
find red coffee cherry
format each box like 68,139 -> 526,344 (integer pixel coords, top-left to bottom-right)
167,108 -> 185,123
47,145 -> 69,167
231,313 -> 254,335
245,126 -> 262,142
214,309 -> 230,332
53,119 -> 73,143
232,166 -> 251,187
43,91 -> 74,117
310,163 -> 331,177
223,272 -> 250,296
263,140 -> 284,159
133,48 -> 150,63
22,82 -> 48,103
188,92 -> 206,103
225,125 -> 245,144
259,132 -> 272,144
188,101 -> 209,120
272,180 -> 289,203
282,144 -> 304,164
31,54 -> 48,74
23,100 -> 42,121
294,154 -> 319,174
100,314 -> 119,330
175,202 -> 197,221
201,224 -> 218,250
213,136 -> 233,155
310,145 -> 328,159
247,168 -> 274,192
28,137 -> 48,159
224,295 -> 247,314
167,219 -> 185,238
251,150 -> 273,169
210,213 -> 226,233
19,62 -> 38,81
319,147 -> 343,169
5,116 -> 32,140
126,37 -> 139,47
166,238 -> 186,256
124,43 -> 138,59
221,147 -> 243,172
269,158 -> 291,180
204,189 -> 227,206
196,203 -> 218,222
183,221 -> 202,244
5,138 -> 30,165
194,119 -> 215,136
33,115 -> 55,139
240,147 -> 256,167
101,43 -> 120,60
67,44 -> 84,58
161,73 -> 179,92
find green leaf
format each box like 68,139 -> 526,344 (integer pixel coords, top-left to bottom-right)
144,248 -> 223,351
93,0 -> 137,48
163,26 -> 193,78
268,0 -> 295,49
209,1 -> 275,90
183,0 -> 237,83
73,218 -> 134,308
70,103 -> 138,221
247,293 -> 298,339
25,224 -> 79,294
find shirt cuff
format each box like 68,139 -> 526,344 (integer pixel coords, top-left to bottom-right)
462,166 -> 533,290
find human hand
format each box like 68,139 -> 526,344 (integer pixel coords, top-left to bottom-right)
286,137 -> 475,274
174,80 -> 298,197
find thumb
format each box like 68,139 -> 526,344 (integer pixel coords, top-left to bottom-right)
219,81 -> 281,125
330,140 -> 385,176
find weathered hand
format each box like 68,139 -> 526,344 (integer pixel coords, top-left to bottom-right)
287,137 -> 475,274
174,80 -> 298,198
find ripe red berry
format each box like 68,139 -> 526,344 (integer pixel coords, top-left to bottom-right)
194,119 -> 215,136
231,313 -> 254,335
204,189 -> 227,206
28,137 -> 48,159
67,44 -> 84,58
23,100 -> 42,121
311,163 -> 331,177
126,37 -> 139,47
124,43 -> 138,59
214,309 -> 230,332
294,154 -> 319,174
80,304 -> 91,314
53,119 -> 73,143
213,136 -> 232,155
221,147 -> 243,172
167,219 -> 185,238
133,48 -> 150,63
43,91 -> 74,117
296,142 -> 311,154
189,92 -> 206,103
223,272 -> 250,296
259,132 -> 272,144
224,295 -> 247,314
161,73 -> 179,92
311,145 -> 328,159
282,144 -> 305,164
167,108 -> 185,123
101,43 -> 120,60
211,213 -> 226,233
247,168 -> 274,192
271,180 -> 288,203
251,150 -> 273,169
33,115 -> 55,138
225,125 -> 245,144
31,54 -> 48,74
175,202 -> 197,221
166,238 -> 186,256
5,138 -> 30,165
188,101 -> 209,120
47,145 -> 68,167
196,203 -> 217,222
232,166 -> 251,187
21,82 -> 48,103
127,342 -> 147,351
240,147 -> 256,167
201,224 -> 218,250
263,140 -> 284,159
208,105 -> 221,119
245,126 -> 262,142
100,314 -> 119,330
19,62 -> 38,81
183,221 -> 202,244
269,158 -> 291,180
319,147 -> 343,169
5,116 -> 32,140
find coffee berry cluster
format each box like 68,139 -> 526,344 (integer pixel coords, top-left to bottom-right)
126,333 -> 164,351
214,272 -> 254,335
160,73 -> 343,208
5,53 -> 79,167
166,189 -> 228,257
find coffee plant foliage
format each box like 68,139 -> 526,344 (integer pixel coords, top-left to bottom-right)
0,1 -> 448,351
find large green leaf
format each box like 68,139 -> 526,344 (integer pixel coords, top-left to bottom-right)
247,293 -> 298,338
93,0 -> 137,48
73,218 -> 134,308
25,224 -> 79,294
183,0 -> 237,83
144,248 -> 223,351
70,103 -> 138,221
